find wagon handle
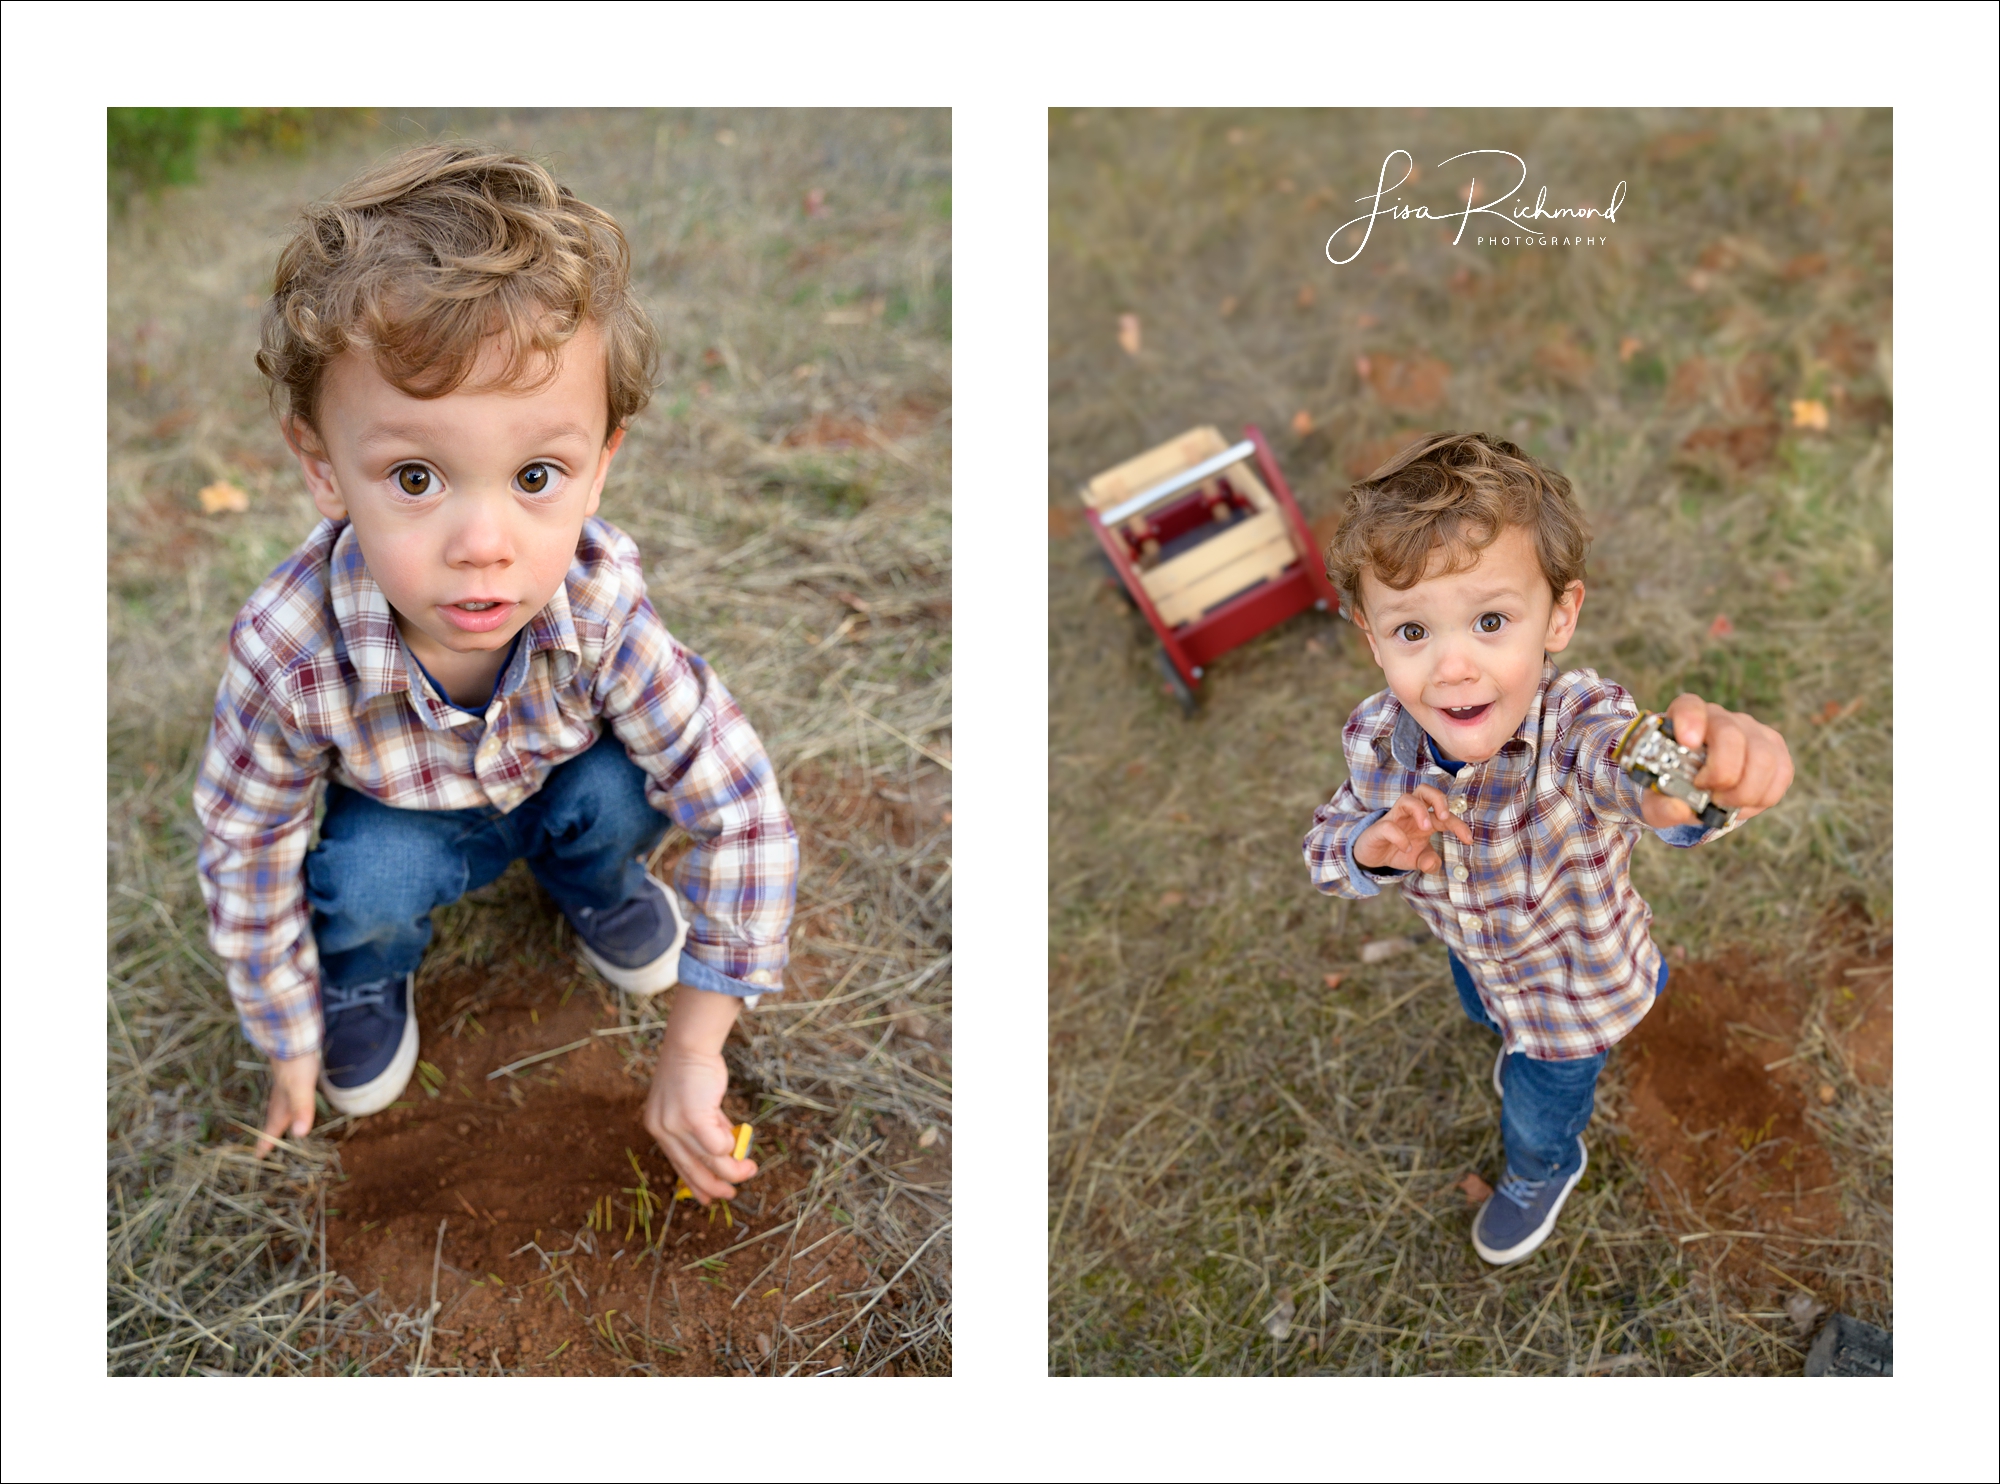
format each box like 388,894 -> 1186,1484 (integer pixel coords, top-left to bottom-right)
1097,439 -> 1258,526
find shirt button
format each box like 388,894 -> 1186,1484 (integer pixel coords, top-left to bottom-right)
1459,912 -> 1480,929
1452,866 -> 1469,882
1450,798 -> 1469,815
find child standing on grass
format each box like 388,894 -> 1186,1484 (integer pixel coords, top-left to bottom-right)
193,144 -> 797,1207
1302,433 -> 1793,1265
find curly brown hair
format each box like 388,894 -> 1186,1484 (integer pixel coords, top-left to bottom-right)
256,142 -> 659,440
1323,431 -> 1590,615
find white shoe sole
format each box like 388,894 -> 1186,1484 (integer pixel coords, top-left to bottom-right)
318,975 -> 419,1117
577,875 -> 689,998
1472,1140 -> 1587,1266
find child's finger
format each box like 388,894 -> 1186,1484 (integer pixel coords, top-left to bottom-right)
1640,790 -> 1696,830
255,1100 -> 288,1158
1410,783 -> 1452,824
1666,693 -> 1709,749
1698,716 -> 1748,793
663,1135 -> 738,1204
1411,784 -> 1472,846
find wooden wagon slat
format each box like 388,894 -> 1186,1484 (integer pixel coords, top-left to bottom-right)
1152,529 -> 1299,627
1082,425 -> 1230,510
1139,508 -> 1290,604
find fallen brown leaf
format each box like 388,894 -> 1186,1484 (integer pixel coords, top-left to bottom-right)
1618,336 -> 1644,363
198,481 -> 248,515
1457,1172 -> 1494,1204
1117,313 -> 1142,356
1365,353 -> 1450,413
1291,409 -> 1314,435
1707,614 -> 1735,639
1790,398 -> 1830,431
1322,972 -> 1345,991
1158,891 -> 1186,909
1296,284 -> 1316,308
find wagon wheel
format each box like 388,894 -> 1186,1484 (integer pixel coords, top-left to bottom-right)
1155,646 -> 1198,716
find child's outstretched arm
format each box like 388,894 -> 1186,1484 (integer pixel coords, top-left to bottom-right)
642,986 -> 759,1204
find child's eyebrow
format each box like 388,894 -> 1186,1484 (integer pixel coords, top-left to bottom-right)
355,419 -> 599,449
1458,583 -> 1532,606
356,421 -> 446,449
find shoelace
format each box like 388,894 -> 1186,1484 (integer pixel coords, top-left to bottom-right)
322,978 -> 396,1016
1495,1171 -> 1548,1210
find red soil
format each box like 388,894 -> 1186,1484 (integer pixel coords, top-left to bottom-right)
321,965 -> 865,1376
1618,916 -> 1891,1275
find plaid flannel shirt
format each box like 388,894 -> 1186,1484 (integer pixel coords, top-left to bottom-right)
194,515 -> 798,1060
1302,660 -> 1735,1061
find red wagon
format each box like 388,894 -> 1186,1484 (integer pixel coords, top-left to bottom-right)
1081,424 -> 1342,711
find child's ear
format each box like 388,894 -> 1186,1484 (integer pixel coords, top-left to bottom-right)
584,426 -> 625,518
1543,580 -> 1585,653
282,416 -> 346,520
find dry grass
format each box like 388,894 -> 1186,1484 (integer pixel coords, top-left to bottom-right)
1048,108 -> 1890,1374
108,107 -> 950,1375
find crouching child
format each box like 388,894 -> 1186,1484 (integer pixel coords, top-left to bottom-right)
194,144 -> 797,1206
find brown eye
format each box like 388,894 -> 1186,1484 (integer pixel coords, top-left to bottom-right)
1478,612 -> 1505,634
395,465 -> 431,497
518,463 -> 552,494
1398,623 -> 1426,642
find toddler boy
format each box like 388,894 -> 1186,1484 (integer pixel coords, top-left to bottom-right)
194,144 -> 797,1206
1302,432 -> 1792,1264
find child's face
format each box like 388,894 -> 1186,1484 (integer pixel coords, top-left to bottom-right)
1353,523 -> 1583,762
285,323 -> 623,677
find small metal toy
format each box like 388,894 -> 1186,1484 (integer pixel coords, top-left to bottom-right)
1613,712 -> 1738,830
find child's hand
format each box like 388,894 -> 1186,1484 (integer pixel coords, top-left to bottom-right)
257,1051 -> 320,1157
1640,693 -> 1795,829
1354,784 -> 1475,873
641,987 -> 757,1205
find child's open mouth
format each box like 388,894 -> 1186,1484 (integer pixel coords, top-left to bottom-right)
440,599 -> 516,633
1439,702 -> 1493,725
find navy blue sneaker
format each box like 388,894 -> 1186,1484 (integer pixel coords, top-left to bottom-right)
317,973 -> 418,1116
570,872 -> 688,997
1472,1140 -> 1587,1265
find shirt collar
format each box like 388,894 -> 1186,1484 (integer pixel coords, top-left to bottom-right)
1383,656 -> 1560,771
327,522 -> 409,704
328,519 -> 583,705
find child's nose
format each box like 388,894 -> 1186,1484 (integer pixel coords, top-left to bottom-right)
1433,639 -> 1479,684
445,493 -> 515,568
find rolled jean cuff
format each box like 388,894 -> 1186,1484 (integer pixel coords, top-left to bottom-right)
676,950 -> 776,1004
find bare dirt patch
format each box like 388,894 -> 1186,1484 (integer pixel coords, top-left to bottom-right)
321,962 -> 871,1376
1616,914 -> 1891,1301
1622,956 -> 1842,1242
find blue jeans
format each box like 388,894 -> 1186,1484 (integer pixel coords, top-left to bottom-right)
305,732 -> 669,993
1448,951 -> 1618,1184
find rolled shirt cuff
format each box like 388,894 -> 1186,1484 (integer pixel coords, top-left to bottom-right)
677,949 -> 778,1008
